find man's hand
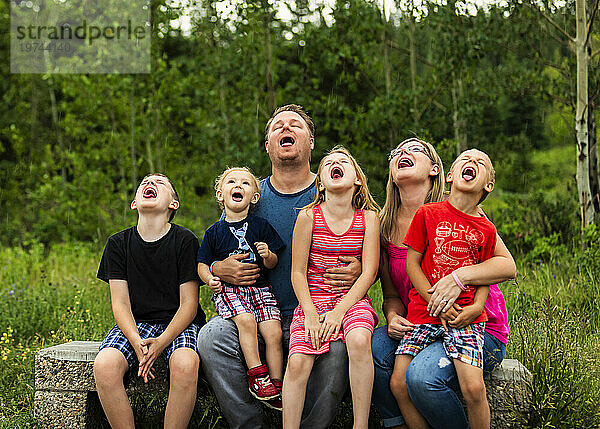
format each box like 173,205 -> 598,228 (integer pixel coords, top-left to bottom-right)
138,336 -> 167,383
304,312 -> 322,350
448,304 -> 483,330
427,273 -> 462,317
212,253 -> 260,286
387,314 -> 414,340
318,309 -> 344,342
324,256 -> 362,291
208,276 -> 222,293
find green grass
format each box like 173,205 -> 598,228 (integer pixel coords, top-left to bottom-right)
1,242 -> 599,428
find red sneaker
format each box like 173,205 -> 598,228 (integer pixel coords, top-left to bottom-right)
247,364 -> 279,400
265,379 -> 282,411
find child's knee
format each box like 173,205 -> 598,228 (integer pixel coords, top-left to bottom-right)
389,370 -> 408,399
286,355 -> 312,380
169,349 -> 200,383
461,377 -> 487,405
264,326 -> 282,346
234,313 -> 257,331
346,329 -> 372,357
93,349 -> 128,386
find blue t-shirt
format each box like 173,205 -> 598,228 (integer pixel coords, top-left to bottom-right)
197,214 -> 285,289
254,177 -> 316,316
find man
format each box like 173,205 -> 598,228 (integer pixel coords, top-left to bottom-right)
197,104 -> 360,428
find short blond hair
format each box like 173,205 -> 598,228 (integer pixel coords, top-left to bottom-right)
449,149 -> 495,204
214,167 -> 261,210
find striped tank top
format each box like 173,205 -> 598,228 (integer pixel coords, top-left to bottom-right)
307,205 -> 364,295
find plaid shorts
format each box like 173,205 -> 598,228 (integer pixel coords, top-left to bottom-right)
213,284 -> 280,323
396,323 -> 485,368
99,322 -> 199,368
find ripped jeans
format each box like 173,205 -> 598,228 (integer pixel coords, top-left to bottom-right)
371,326 -> 506,428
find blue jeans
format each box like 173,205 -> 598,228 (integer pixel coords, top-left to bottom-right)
197,315 -> 349,429
371,325 -> 506,429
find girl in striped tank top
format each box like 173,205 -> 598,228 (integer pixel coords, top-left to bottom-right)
282,146 -> 380,429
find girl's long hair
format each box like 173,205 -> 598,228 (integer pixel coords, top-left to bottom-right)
305,146 -> 380,212
379,138 -> 445,246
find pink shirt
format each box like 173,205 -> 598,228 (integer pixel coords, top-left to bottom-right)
484,284 -> 509,345
386,243 -> 412,309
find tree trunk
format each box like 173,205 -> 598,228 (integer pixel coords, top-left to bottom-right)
408,0 -> 418,127
264,6 -> 275,115
589,97 -> 599,214
382,3 -> 395,143
575,0 -> 594,230
130,86 -> 137,193
452,74 -> 468,155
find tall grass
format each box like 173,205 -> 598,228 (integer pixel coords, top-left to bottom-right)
1,242 -> 599,427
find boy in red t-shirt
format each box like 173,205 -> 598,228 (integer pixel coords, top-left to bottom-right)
390,149 -> 497,429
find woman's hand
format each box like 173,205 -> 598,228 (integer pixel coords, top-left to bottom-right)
319,309 -> 344,342
304,312 -> 322,350
448,304 -> 483,329
428,273 -> 462,317
387,314 -> 414,340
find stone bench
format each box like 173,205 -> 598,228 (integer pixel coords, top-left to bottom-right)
34,341 -> 532,428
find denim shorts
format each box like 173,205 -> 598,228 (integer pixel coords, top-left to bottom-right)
99,322 -> 199,368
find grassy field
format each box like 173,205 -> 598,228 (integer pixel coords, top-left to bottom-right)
1,240 -> 599,428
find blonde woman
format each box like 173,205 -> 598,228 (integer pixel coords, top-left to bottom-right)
371,138 -> 516,429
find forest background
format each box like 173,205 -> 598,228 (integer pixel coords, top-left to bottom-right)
1,0 -> 600,427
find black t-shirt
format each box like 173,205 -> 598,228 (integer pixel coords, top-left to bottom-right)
97,224 -> 206,326
197,214 -> 285,289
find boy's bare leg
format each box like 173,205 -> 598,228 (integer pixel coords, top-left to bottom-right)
454,359 -> 489,429
345,327 -> 374,429
165,347 -> 200,429
232,313 -> 261,368
390,355 -> 429,429
282,353 -> 315,429
93,348 -> 134,429
258,319 -> 283,380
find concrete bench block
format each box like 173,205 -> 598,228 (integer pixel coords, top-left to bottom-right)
35,341 -> 532,428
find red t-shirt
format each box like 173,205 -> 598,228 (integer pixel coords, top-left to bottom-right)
403,200 -> 497,324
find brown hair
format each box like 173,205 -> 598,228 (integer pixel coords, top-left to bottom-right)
379,138 -> 445,246
265,104 -> 315,142
142,173 -> 179,222
214,167 -> 261,210
305,145 -> 379,212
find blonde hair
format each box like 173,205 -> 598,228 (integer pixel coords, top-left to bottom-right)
448,149 -> 495,204
380,138 -> 445,246
214,167 -> 261,210
305,146 -> 380,212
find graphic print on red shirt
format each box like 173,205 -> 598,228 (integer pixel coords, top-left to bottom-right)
403,200 -> 497,324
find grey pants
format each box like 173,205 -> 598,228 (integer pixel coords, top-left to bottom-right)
197,314 -> 349,429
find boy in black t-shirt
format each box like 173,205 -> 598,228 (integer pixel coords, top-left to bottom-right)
94,173 -> 205,428
197,167 -> 285,408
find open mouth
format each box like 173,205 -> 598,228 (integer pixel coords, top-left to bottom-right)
330,166 -> 344,180
462,166 -> 476,182
280,136 -> 295,147
398,157 -> 414,168
232,191 -> 244,202
142,186 -> 157,198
